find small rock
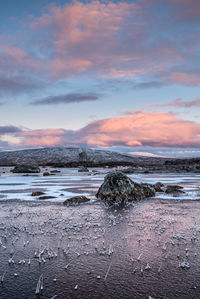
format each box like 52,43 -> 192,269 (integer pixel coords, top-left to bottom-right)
12,164 -> 40,173
165,185 -> 185,194
78,167 -> 89,172
63,196 -> 90,205
31,191 -> 45,196
43,172 -> 54,176
38,196 -> 57,200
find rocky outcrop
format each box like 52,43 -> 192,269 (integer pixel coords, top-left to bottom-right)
63,196 -> 90,205
12,164 -> 40,173
96,172 -> 155,204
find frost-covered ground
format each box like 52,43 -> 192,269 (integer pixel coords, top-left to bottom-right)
0,168 -> 200,298
1,199 -> 200,299
0,167 -> 200,202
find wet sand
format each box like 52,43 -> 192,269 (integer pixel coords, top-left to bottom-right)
0,198 -> 200,299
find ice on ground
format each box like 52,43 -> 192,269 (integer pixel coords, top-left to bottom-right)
0,168 -> 200,202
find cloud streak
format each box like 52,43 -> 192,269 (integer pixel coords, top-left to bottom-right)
30,93 -> 100,105
167,98 -> 200,108
0,126 -> 22,135
0,75 -> 44,95
150,98 -> 200,109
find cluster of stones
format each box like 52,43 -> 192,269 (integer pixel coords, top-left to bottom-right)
96,172 -> 184,204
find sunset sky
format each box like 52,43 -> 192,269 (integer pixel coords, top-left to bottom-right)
0,0 -> 200,157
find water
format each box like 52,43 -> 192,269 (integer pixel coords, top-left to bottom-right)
0,167 -> 200,202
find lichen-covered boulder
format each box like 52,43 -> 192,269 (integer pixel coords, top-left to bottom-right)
12,164 -> 40,173
96,172 -> 155,204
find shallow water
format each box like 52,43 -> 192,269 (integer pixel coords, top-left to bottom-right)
0,167 -> 200,202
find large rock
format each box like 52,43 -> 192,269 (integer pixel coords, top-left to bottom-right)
12,164 -> 40,173
96,172 -> 155,204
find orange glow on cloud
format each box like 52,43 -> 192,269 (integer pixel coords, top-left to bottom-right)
81,113 -> 200,147
10,112 -> 200,148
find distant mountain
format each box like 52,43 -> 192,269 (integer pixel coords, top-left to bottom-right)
0,147 -> 166,167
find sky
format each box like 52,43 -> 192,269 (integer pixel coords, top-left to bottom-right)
0,0 -> 200,157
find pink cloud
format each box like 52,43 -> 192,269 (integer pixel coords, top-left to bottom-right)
27,1 -> 188,81
19,129 -> 66,147
31,1 -> 142,79
21,129 -> 65,137
150,98 -> 200,109
8,112 -> 200,148
118,110 -> 144,115
51,57 -> 93,77
165,98 -> 200,108
1,45 -> 26,62
81,113 -> 200,147
26,1 -> 200,83
168,72 -> 200,86
0,0 -> 200,88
